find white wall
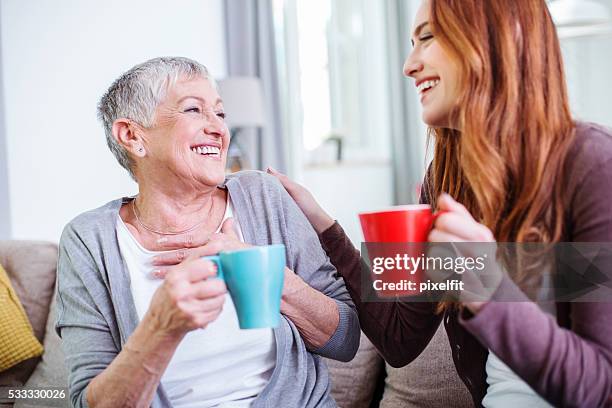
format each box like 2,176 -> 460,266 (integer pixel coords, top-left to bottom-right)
303,162 -> 393,245
562,33 -> 612,128
0,0 -> 226,242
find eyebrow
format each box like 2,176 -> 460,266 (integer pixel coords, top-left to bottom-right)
177,96 -> 223,106
411,21 -> 430,45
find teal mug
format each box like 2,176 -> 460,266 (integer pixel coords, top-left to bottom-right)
204,244 -> 286,329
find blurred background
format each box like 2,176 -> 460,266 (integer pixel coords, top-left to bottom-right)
0,0 -> 611,244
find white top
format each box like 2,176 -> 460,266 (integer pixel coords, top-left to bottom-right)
483,351 -> 553,408
483,275 -> 555,408
116,196 -> 276,407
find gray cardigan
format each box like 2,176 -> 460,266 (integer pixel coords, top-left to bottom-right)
55,170 -> 360,408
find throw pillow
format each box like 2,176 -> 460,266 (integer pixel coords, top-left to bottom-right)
0,264 -> 44,371
0,241 -> 58,387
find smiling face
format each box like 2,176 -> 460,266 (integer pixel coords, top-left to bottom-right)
137,76 -> 229,188
403,0 -> 460,129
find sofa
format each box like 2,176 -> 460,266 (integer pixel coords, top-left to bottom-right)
0,240 -> 473,408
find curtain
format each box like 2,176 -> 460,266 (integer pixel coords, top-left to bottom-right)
223,0 -> 287,173
385,0 -> 429,204
0,16 -> 11,239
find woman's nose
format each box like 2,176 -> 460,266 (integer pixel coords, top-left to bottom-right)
204,114 -> 226,137
403,51 -> 424,78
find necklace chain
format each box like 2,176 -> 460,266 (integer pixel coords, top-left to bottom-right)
131,197 -> 211,236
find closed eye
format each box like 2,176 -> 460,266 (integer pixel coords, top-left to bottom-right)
411,34 -> 434,47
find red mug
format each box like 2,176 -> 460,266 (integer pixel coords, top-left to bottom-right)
358,205 -> 444,297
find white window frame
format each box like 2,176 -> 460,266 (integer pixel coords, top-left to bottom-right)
273,0 -> 393,177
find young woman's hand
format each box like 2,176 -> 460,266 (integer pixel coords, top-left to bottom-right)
267,167 -> 335,234
429,194 -> 495,243
429,194 -> 500,313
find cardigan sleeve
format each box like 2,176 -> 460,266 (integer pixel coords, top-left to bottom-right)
274,177 -> 361,362
55,224 -> 119,408
319,221 -> 442,367
460,148 -> 612,407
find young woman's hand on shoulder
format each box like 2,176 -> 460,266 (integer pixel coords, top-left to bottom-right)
267,167 -> 335,234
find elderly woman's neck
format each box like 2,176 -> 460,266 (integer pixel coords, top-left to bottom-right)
132,183 -> 225,233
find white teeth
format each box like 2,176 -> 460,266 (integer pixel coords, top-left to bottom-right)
417,79 -> 440,94
190,146 -> 221,156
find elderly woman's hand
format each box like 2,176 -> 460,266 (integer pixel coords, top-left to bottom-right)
151,218 -> 250,268
146,258 -> 227,338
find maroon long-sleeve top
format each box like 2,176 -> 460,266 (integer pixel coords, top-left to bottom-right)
318,122 -> 612,407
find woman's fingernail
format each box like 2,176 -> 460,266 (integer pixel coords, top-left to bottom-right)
267,166 -> 277,174
157,237 -> 168,244
151,269 -> 163,278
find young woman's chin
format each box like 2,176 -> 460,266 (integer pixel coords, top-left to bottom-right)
422,111 -> 449,128
421,104 -> 459,130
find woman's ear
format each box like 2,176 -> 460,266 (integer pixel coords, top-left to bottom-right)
112,118 -> 146,157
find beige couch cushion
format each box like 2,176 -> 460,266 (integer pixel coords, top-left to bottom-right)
0,241 -> 58,386
325,331 -> 384,408
380,323 -> 472,408
15,295 -> 70,408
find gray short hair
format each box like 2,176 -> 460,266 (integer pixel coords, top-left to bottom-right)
97,57 -> 212,178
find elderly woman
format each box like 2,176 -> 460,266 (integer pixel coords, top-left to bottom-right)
55,57 -> 359,408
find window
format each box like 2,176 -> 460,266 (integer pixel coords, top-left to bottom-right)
561,34 -> 612,127
273,0 -> 392,166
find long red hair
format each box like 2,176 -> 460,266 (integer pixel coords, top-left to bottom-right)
424,0 -> 576,296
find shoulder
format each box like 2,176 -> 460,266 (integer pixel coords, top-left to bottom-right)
224,170 -> 284,197
574,121 -> 612,143
57,200 -> 124,296
60,198 -> 124,245
57,199 -> 127,297
563,122 -> 612,240
568,121 -> 612,175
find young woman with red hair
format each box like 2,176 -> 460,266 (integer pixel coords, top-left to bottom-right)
269,0 -> 612,406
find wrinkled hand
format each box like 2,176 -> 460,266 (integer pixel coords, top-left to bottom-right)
151,218 -> 251,269
267,167 -> 335,234
428,194 -> 500,313
146,258 -> 227,337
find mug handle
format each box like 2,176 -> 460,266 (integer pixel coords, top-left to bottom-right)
431,210 -> 448,227
202,255 -> 223,280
